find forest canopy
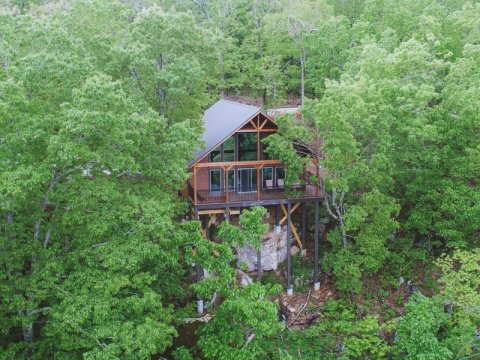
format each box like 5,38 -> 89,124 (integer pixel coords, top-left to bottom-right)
1,0 -> 479,359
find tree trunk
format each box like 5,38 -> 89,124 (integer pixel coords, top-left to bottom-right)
256,19 -> 262,53
219,52 -> 226,98
5,211 -> 15,240
325,189 -> 348,251
337,212 -> 348,251
33,220 -> 40,241
22,321 -> 33,343
300,48 -> 306,106
257,21 -> 267,105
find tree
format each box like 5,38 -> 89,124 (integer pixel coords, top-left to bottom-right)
395,294 -> 453,360
266,0 -> 332,105
0,12 -> 94,354
0,5 -> 203,357
109,4 -> 217,123
394,249 -> 480,359
436,249 -> 480,320
188,207 -> 282,359
410,44 -> 480,248
218,206 -> 269,250
198,283 -> 282,360
266,65 -> 401,292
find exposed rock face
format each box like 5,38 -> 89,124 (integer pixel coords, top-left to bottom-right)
236,227 -> 292,271
237,269 -> 253,286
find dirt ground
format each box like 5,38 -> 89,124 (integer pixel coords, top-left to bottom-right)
267,258 -> 440,329
273,273 -> 339,329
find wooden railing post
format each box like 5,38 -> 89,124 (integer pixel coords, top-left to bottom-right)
256,164 -> 261,201
224,166 -> 229,204
257,114 -> 261,161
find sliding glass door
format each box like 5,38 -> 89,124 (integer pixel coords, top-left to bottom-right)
237,168 -> 257,193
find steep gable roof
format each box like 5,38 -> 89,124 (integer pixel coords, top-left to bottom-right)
190,99 -> 261,167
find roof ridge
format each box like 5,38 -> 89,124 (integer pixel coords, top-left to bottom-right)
218,98 -> 260,110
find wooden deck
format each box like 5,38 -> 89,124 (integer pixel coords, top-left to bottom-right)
189,184 -> 322,207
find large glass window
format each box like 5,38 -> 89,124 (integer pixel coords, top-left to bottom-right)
210,169 -> 222,190
261,133 -> 272,160
209,145 -> 221,162
209,136 -> 235,162
223,136 -> 235,162
238,133 -> 257,161
262,167 -> 273,189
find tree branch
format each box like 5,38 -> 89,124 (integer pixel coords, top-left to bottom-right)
28,307 -> 51,316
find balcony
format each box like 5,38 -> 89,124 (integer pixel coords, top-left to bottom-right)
189,183 -> 321,206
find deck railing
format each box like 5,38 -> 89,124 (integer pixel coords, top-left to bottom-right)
189,183 -> 320,205
190,159 -> 322,206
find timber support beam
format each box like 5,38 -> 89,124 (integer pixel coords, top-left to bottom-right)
286,202 -> 293,296
313,200 -> 320,291
193,208 -> 204,314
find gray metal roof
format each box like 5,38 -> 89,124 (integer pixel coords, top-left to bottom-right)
190,99 -> 260,166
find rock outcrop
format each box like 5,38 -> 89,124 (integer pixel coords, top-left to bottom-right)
236,227 -> 293,271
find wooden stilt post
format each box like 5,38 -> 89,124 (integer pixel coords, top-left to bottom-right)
194,208 -> 204,313
314,200 -> 320,291
287,202 -> 293,296
275,205 -> 280,233
301,203 -> 307,256
225,207 -> 230,223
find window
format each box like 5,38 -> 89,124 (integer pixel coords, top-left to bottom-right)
209,145 -> 221,162
261,133 -> 272,160
262,167 -> 273,189
210,169 -> 222,191
228,169 -> 235,191
238,133 -> 257,161
275,167 -> 285,188
223,136 -> 235,162
209,136 -> 235,162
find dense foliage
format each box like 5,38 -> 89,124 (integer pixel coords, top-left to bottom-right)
1,0 -> 479,359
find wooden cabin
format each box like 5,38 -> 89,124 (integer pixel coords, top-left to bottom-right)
187,99 -> 322,210
186,99 -> 323,300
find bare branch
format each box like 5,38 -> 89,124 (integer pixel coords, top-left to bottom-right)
324,198 -> 338,220
91,242 -> 110,249
28,307 -> 51,316
43,229 -> 51,249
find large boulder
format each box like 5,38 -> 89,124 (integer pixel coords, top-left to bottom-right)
236,227 -> 292,272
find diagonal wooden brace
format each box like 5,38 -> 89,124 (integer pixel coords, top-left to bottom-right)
280,203 -> 303,249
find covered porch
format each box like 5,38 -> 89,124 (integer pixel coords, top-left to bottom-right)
189,159 -> 322,207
